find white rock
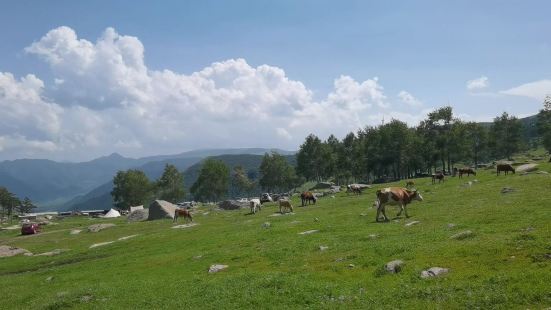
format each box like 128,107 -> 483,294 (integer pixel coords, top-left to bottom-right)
208,264 -> 228,273
88,223 -> 116,233
118,234 -> 139,241
298,230 -> 319,235
450,230 -> 474,240
319,245 -> 329,251
172,223 -> 198,229
385,260 -> 404,273
405,221 -> 420,227
420,267 -> 449,278
70,229 -> 82,235
89,241 -> 115,248
262,222 -> 271,229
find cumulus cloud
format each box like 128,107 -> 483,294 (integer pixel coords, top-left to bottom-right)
397,91 -> 422,107
466,76 -> 489,91
500,79 -> 551,101
0,26 -> 424,160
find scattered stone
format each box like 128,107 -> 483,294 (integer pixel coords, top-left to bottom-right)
70,229 -> 82,235
290,220 -> 301,224
203,212 -> 210,216
46,276 -> 54,282
335,257 -> 345,262
319,245 -> 329,251
172,223 -> 198,229
118,234 -> 139,241
88,223 -> 116,233
522,227 -> 535,232
405,221 -> 420,227
298,230 -> 319,235
385,260 -> 404,273
262,222 -> 271,229
360,213 -> 367,217
193,255 -> 203,260
208,264 -> 228,273
348,264 -> 355,268
368,234 -> 378,239
516,163 -> 538,173
89,241 -> 115,249
0,245 -> 32,258
473,179 -> 479,183
501,187 -> 515,194
450,230 -> 474,240
80,295 -> 93,302
35,249 -> 69,257
420,267 -> 449,278
537,170 -> 549,174
447,223 -> 456,229
330,195 -> 335,198
314,217 -> 320,222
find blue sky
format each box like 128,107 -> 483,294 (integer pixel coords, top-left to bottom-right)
0,1 -> 550,160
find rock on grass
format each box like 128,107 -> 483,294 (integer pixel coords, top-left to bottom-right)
385,260 -> 404,273
208,264 -> 228,273
0,245 -> 32,258
405,221 -> 420,227
298,230 -> 319,235
88,223 -> 116,233
450,230 -> 474,240
421,267 -> 449,278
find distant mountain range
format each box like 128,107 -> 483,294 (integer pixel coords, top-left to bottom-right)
0,148 -> 294,211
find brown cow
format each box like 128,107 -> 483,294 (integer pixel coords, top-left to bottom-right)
458,168 -> 476,178
346,185 -> 363,195
300,191 -> 317,206
432,173 -> 444,184
279,199 -> 294,214
497,164 -> 515,175
173,208 -> 193,223
375,187 -> 423,222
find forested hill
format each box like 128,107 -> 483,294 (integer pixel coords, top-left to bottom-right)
63,154 -> 296,211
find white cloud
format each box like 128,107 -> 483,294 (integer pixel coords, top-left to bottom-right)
397,90 -> 423,107
500,79 -> 551,101
466,76 -> 489,91
0,26 -> 425,160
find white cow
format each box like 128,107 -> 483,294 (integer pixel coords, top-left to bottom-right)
250,198 -> 262,214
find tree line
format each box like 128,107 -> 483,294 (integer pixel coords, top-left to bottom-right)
0,187 -> 37,221
296,102 -> 551,184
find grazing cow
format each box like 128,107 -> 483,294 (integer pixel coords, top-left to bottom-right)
173,208 -> 193,223
458,168 -> 476,178
496,164 -> 515,175
260,193 -> 273,204
405,180 -> 415,188
375,187 -> 423,222
300,191 -> 317,206
346,185 -> 363,195
432,173 -> 445,184
249,198 -> 262,214
279,199 -> 294,214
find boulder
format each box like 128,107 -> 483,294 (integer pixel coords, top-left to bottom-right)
421,267 -> 449,278
0,245 -> 32,258
208,264 -> 228,273
88,223 -> 116,233
148,200 -> 177,220
128,209 -> 149,222
516,163 -> 538,173
218,200 -> 248,210
385,260 -> 404,273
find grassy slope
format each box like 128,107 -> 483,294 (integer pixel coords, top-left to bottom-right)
0,163 -> 550,309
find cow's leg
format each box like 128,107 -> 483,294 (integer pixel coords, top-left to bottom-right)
404,204 -> 410,218
173,212 -> 178,223
396,203 -> 404,217
381,205 -> 389,221
376,203 -> 382,222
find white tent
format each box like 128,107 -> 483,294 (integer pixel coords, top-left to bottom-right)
103,209 -> 121,218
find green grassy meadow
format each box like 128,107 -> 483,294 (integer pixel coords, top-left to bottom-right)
1,163 -> 550,309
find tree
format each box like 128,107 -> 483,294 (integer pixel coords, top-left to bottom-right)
490,112 -> 522,160
464,122 -> 488,167
190,159 -> 230,202
296,134 -> 323,181
111,169 -> 153,210
259,152 -> 297,193
156,164 -> 185,203
232,165 -> 255,197
0,187 -> 20,222
19,197 -> 37,214
537,95 -> 551,161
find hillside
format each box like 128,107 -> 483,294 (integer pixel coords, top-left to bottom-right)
65,153 -> 296,211
0,148 -> 294,210
0,161 -> 549,308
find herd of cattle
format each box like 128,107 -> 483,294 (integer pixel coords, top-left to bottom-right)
223,164 -> 517,222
